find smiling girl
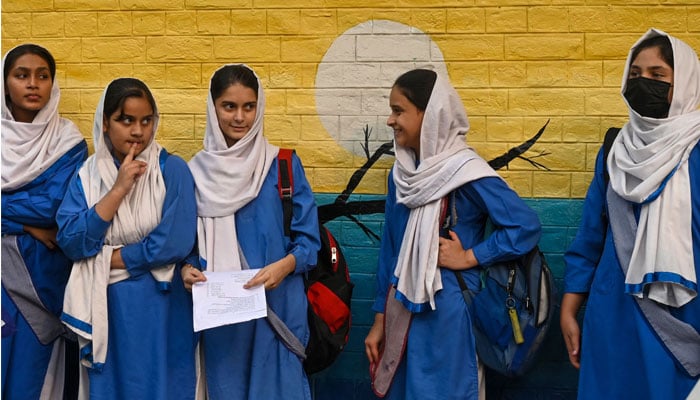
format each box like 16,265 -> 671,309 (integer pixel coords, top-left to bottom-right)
56,78 -> 198,399
1,44 -> 88,400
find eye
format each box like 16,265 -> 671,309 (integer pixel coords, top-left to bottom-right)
244,103 -> 256,111
628,71 -> 640,79
141,117 -> 152,125
223,103 -> 235,110
14,73 -> 27,79
39,73 -> 50,80
121,117 -> 133,124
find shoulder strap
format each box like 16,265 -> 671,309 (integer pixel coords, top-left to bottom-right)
602,127 -> 620,188
277,149 -> 294,236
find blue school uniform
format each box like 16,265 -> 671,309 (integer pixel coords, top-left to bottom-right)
1,141 -> 87,400
55,150 -> 197,400
373,173 -> 541,400
564,144 -> 700,399
192,153 -> 320,400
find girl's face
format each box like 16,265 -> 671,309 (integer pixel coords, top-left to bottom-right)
4,53 -> 53,123
103,96 -> 154,163
629,46 -> 674,104
214,83 -> 257,147
387,86 -> 424,154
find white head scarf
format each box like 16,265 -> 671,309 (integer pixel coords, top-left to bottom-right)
1,46 -> 84,191
608,28 -> 700,307
188,64 -> 279,272
392,72 -> 498,311
62,79 -> 172,370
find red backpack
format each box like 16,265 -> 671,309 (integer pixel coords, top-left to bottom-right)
277,148 -> 354,374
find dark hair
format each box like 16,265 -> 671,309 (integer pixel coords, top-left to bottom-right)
3,44 -> 57,83
630,35 -> 674,71
103,78 -> 156,121
210,65 -> 259,101
393,69 -> 438,111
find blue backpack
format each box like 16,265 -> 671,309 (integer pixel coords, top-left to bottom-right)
442,196 -> 554,377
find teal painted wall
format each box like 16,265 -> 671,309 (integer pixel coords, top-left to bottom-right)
310,195 -> 586,400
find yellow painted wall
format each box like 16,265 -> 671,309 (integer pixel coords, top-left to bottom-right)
3,1 -> 699,197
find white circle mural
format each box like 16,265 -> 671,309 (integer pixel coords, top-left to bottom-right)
315,20 -> 449,155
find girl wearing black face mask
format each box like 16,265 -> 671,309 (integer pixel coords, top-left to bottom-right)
561,29 -> 700,400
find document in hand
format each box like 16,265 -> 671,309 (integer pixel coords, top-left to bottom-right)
192,270 -> 267,332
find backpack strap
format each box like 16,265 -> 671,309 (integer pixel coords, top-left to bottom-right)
277,148 -> 294,237
602,127 -> 620,188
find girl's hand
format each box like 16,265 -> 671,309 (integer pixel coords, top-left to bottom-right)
365,313 -> 385,366
560,293 -> 585,369
243,254 -> 295,290
23,225 -> 58,250
113,143 -> 147,196
438,230 -> 478,270
181,264 -> 207,292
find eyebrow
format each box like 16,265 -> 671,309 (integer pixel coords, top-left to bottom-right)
12,66 -> 50,72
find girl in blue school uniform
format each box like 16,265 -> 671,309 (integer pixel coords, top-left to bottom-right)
56,77 -> 198,399
561,28 -> 700,400
364,69 -> 541,400
1,44 -> 88,400
182,64 -> 320,399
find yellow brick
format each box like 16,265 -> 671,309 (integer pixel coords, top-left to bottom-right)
186,0 -> 250,7
337,10 -> 371,33
499,171 -> 533,197
197,11 -> 231,35
350,167 -> 388,194
528,7 -> 569,33
570,7 -> 606,33
133,12 -> 166,35
31,12 -> 65,37
3,0 -> 54,12
562,117 -> 601,143
526,62 -> 569,87
509,88 -> 584,116
370,10 -> 412,25
410,9 -> 446,33
147,37 -> 212,61
254,0 -> 323,7
2,13 -> 31,38
447,62 -> 490,88
53,0 -> 118,11
505,34 -> 583,60
64,64 -> 101,88
301,145 -> 353,167
65,12 -> 99,37
467,115 -> 486,142
285,89 -> 316,114
300,10 -> 337,35
166,64 -> 202,88
301,64 -> 318,88
58,89 -> 81,113
120,0 -> 184,10
485,7 -> 526,33
532,172 -> 570,198
159,114 -> 196,139
527,143 -> 586,171
193,115 -> 206,140
214,37 -> 280,62
83,38 -> 146,62
471,142 -> 509,163
269,64 -> 304,88
80,89 -> 104,113
267,10 -> 301,34
446,9 -> 485,33
158,139 -> 201,161
603,60 -> 626,87
606,7 -> 647,32
647,7 -> 688,32
310,168 -> 351,193
27,39 -> 83,62
585,34 -> 641,59
281,37 -> 333,62
585,88 -> 626,116
433,35 -> 504,61
457,89 -> 508,116
265,89 -> 286,115
132,64 -> 167,88
526,117 -> 560,142
65,114 -> 94,140
230,10 -> 267,35
166,12 -> 198,35
98,12 -> 132,36
152,89 -> 207,113
486,117 -> 524,142
264,115 -> 302,141
585,143 -> 600,171
100,64 -> 134,87
690,8 -> 700,32
571,172 -> 594,198
490,62 -> 526,87
568,61 -> 603,87
301,115 -> 336,141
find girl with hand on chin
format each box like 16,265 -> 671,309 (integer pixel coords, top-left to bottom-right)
1,44 -> 87,400
56,78 -> 198,400
364,69 -> 540,400
184,64 -> 320,400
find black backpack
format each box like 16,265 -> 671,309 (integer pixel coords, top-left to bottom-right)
277,148 -> 354,374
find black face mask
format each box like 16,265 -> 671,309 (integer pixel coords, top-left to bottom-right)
624,77 -> 672,119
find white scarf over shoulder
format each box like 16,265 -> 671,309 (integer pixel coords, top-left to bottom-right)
62,84 -> 172,369
392,74 -> 498,311
1,48 -> 84,191
608,28 -> 700,307
188,64 -> 279,272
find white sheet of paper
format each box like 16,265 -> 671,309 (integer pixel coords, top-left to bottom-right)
192,270 -> 267,332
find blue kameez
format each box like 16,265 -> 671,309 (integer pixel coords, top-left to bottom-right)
373,173 -> 541,400
55,150 -> 198,400
564,144 -> 700,400
1,141 -> 87,400
191,153 -> 320,400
